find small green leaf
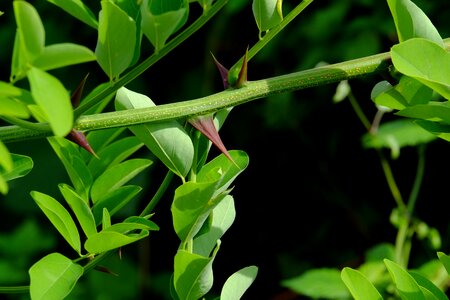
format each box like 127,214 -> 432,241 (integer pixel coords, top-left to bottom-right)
253,0 -> 283,37
140,0 -> 189,52
391,38 -> 450,100
47,0 -> 98,29
28,67 -> 73,136
34,43 -> 96,71
96,0 -> 136,80
397,102 -> 450,124
29,253 -> 83,300
0,153 -> 33,181
220,265 -> 258,300
174,244 -> 219,300
387,0 -> 443,45
59,184 -> 97,238
30,191 -> 81,254
281,268 -> 350,299
384,259 -> 426,300
115,87 -> 194,179
13,1 -> 45,62
341,267 -> 383,300
90,158 -> 152,204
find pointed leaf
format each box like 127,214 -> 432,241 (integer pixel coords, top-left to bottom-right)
384,259 -> 426,300
90,158 -> 152,204
0,97 -> 30,118
253,0 -> 283,35
85,226 -> 149,253
59,184 -> 97,238
415,120 -> 450,142
13,1 -> 45,62
28,67 -> 73,136
96,0 -> 136,80
397,102 -> 450,124
29,253 -> 83,300
34,43 -> 96,71
409,271 -> 448,300
30,191 -> 81,254
341,267 -> 383,300
391,38 -> 450,100
0,153 -> 33,181
220,266 -> 258,300
437,252 -> 450,276
387,0 -> 443,45
115,87 -> 194,178
47,0 -> 98,29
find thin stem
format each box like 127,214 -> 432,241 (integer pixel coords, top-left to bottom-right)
1,51 -> 392,143
346,90 -> 371,131
74,0 -> 229,118
379,151 -> 406,211
1,116 -> 50,132
406,145 -> 426,214
140,171 -> 175,217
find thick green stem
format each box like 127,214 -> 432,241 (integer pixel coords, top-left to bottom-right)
1,51 -> 391,143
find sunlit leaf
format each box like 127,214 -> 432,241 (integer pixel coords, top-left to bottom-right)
0,153 -> 33,181
341,267 -> 383,300
34,43 -> 96,71
384,259 -> 426,299
29,253 -> 83,300
47,0 -> 98,29
220,265 -> 258,300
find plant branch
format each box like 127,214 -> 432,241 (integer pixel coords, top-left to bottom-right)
1,51 -> 392,142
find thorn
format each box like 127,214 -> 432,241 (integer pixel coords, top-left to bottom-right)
189,115 -> 238,167
66,129 -> 99,158
71,73 -> 89,109
235,47 -> 249,88
94,265 -> 119,276
211,52 -> 229,89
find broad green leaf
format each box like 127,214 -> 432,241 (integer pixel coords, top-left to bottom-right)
30,191 -> 81,254
0,81 -> 22,97
13,1 -> 45,62
88,136 -> 144,179
253,0 -> 283,36
29,253 -> 83,300
47,0 -> 98,29
92,185 -> 142,225
85,224 -> 149,253
90,158 -> 152,204
0,97 -> 30,118
0,153 -> 33,181
33,43 -> 96,71
140,0 -> 189,52
437,252 -> 450,277
115,87 -> 194,178
96,0 -> 136,80
409,271 -> 448,300
341,267 -> 383,300
397,102 -> 450,124
48,137 -> 93,201
194,195 -> 235,256
387,0 -> 443,45
220,265 -> 258,300
362,119 -> 436,159
174,245 -> 219,300
59,184 -> 97,238
172,171 -> 229,242
281,268 -> 350,299
384,259 -> 426,300
28,67 -> 73,136
391,38 -> 450,100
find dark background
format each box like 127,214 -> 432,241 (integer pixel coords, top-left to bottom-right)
1,0 -> 450,299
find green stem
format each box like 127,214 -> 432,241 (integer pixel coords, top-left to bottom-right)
346,90 -> 371,131
74,0 -> 229,118
379,151 -> 406,211
406,145 -> 426,214
139,171 -> 175,217
1,51 -> 392,143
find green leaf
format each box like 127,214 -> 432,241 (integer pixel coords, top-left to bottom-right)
82,127 -> 126,163
29,253 -> 83,300
84,223 -> 150,253
59,184 -> 97,238
115,87 -> 194,178
220,265 -> 258,300
437,252 -> 450,277
140,0 -> 189,52
384,259 -> 426,300
386,0 -> 443,45
174,245 -> 219,300
391,38 -> 450,100
0,141 -> 13,173
253,0 -> 283,36
90,158 -> 152,204
30,191 -> 81,254
88,136 -> 144,179
47,0 -> 98,29
13,1 -> 45,62
362,119 -> 436,159
92,185 -> 142,225
409,271 -> 448,300
33,43 -> 96,71
193,195 -> 235,256
96,0 -> 136,80
397,102 -> 450,124
341,267 -> 383,300
28,67 -> 73,136
0,97 -> 30,118
0,153 -> 33,181
281,268 -> 350,299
